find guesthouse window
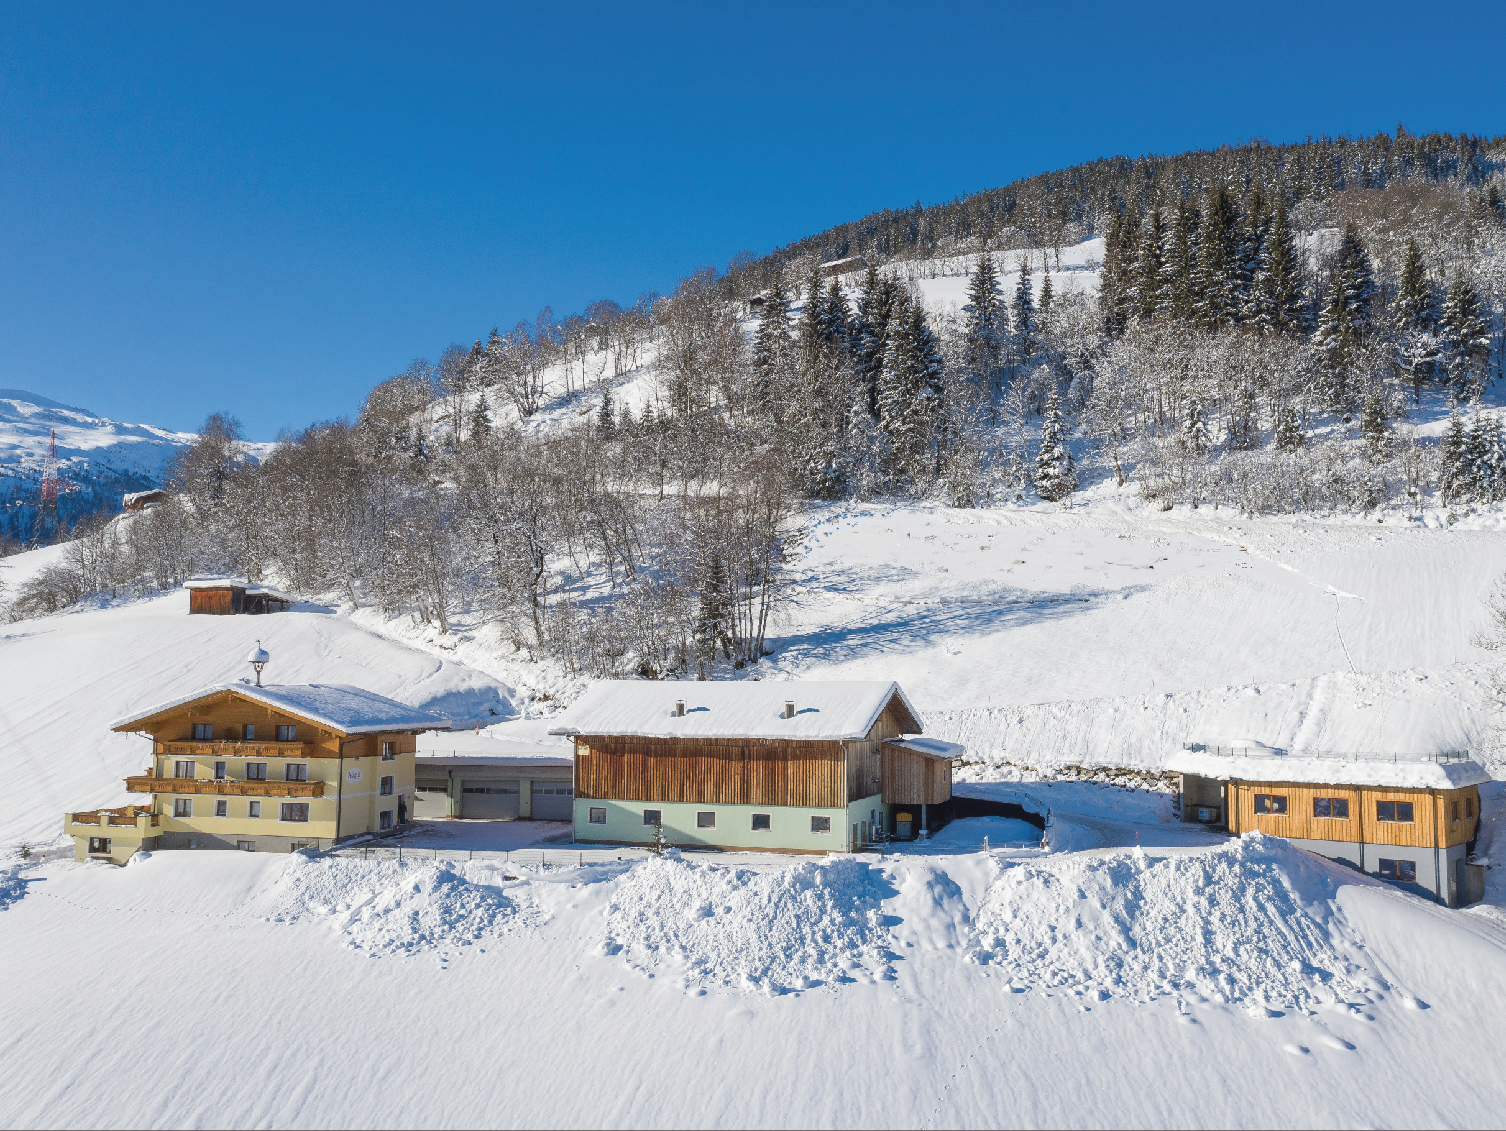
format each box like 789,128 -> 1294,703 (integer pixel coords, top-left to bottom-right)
1376,801 -> 1415,823
1253,794 -> 1287,815
810,815 -> 832,834
280,803 -> 309,823
192,723 -> 213,741
243,724 -> 255,740
1379,858 -> 1417,883
87,837 -> 111,855
237,841 -> 255,852
174,798 -> 193,817
246,762 -> 267,781
214,800 -> 228,817
379,810 -> 393,831
247,801 -> 261,818
381,742 -> 396,760
751,814 -> 771,831
643,809 -> 662,826
214,761 -> 227,780
1451,801 -> 1460,823
174,760 -> 195,779
276,725 -> 297,742
380,776 -> 394,796
696,811 -> 716,829
1466,797 -> 1476,819
285,764 -> 308,782
588,807 -> 607,824
1313,797 -> 1349,819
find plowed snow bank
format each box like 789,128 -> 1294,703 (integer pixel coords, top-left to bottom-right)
970,834 -> 1387,1009
603,855 -> 894,992
267,856 -> 545,956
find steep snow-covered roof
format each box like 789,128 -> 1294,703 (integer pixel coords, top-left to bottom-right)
111,683 -> 450,736
886,737 -> 965,760
548,680 -> 922,741
1166,749 -> 1491,790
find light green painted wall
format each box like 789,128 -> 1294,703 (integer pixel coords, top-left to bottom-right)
574,798 -> 856,852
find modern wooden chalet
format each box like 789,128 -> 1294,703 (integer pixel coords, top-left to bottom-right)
1169,745 -> 1488,907
66,681 -> 448,863
549,680 -> 957,852
183,578 -> 294,615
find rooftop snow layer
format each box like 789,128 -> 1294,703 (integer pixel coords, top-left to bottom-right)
548,680 -> 921,740
1166,749 -> 1492,789
887,736 -> 965,759
181,578 -> 294,601
112,682 -> 450,736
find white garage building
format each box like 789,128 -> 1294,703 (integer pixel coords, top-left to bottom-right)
414,737 -> 574,822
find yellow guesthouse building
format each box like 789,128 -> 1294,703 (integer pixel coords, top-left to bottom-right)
65,672 -> 448,863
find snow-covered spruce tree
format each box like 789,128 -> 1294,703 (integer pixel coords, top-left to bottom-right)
961,248 -> 1005,392
1254,197 -> 1304,335
1439,405 -> 1470,503
1099,208 -> 1139,337
1180,400 -> 1212,457
1037,266 -> 1053,331
852,265 -> 898,418
1160,201 -> 1198,323
1439,275 -> 1491,401
1334,222 -> 1376,334
1394,238 -> 1438,404
1011,255 -> 1037,366
597,387 -> 614,439
1193,186 -> 1240,330
877,293 -> 941,488
1234,187 -> 1269,322
1313,278 -> 1355,409
820,278 -> 850,352
798,261 -> 826,366
1132,206 -> 1166,322
471,391 -> 491,441
1477,412 -> 1506,501
751,274 -> 793,409
1360,391 -> 1389,463
1033,386 -> 1076,501
1225,382 -> 1258,450
1273,404 -> 1305,452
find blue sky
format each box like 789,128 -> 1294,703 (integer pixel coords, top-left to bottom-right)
3,0 -> 1504,439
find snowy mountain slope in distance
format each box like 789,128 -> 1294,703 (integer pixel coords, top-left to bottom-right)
0,587 -> 521,844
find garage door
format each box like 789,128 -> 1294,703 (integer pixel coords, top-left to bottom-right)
413,782 -> 450,819
531,783 -> 574,821
461,781 -> 520,819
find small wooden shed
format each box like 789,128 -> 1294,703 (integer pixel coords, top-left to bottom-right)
184,579 -> 294,615
819,255 -> 870,278
122,489 -> 171,512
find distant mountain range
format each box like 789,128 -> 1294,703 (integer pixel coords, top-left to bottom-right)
0,389 -> 202,481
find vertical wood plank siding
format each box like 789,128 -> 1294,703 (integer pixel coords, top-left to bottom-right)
574,737 -> 846,808
880,743 -> 952,805
1228,781 -> 1479,848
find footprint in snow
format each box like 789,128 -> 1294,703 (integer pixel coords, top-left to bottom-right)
1318,1034 -> 1355,1051
1282,1043 -> 1311,1056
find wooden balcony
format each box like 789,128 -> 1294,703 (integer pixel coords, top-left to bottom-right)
70,806 -> 158,827
158,740 -> 312,758
125,776 -> 325,798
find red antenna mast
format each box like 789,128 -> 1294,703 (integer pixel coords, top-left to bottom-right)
37,429 -> 79,538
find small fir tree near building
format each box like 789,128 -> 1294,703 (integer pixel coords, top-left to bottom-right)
961,249 -> 1006,391
1360,391 -> 1389,463
1274,405 -> 1304,451
1438,275 -> 1491,401
1439,406 -> 1470,503
1033,386 -> 1076,501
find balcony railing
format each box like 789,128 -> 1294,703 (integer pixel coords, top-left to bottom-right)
125,776 -> 325,798
70,806 -> 158,826
1181,743 -> 1472,765
158,740 -> 312,758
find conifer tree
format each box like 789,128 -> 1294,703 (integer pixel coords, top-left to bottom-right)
1011,256 -> 1037,365
1033,386 -> 1076,501
1313,278 -> 1355,408
820,279 -> 850,351
471,392 -> 491,441
1132,207 -> 1166,322
1254,197 -> 1304,334
1439,275 -> 1491,400
752,275 -> 793,389
1333,222 -> 1376,335
1161,202 -> 1198,322
1439,405 -> 1469,502
798,262 -> 826,365
852,265 -> 897,418
961,249 -> 1005,390
876,293 -> 942,485
1235,187 -> 1269,322
1100,209 -> 1139,336
1038,266 -> 1054,331
1360,391 -> 1388,463
1395,238 -> 1437,402
1193,187 -> 1240,329
1180,401 -> 1212,456
597,387 -> 614,438
1274,405 -> 1304,451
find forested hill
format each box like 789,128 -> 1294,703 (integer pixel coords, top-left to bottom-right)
735,130 -> 1506,288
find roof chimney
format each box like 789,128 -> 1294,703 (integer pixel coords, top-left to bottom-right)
784,700 -> 795,720
674,699 -> 685,717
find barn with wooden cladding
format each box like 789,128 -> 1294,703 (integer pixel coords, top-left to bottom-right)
1169,745 -> 1489,907
550,681 -> 958,852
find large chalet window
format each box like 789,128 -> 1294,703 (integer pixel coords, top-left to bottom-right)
381,742 -> 396,760
280,803 -> 309,823
1376,801 -> 1415,823
192,723 -> 213,741
246,763 -> 268,781
1379,858 -> 1417,882
1253,794 -> 1287,815
87,837 -> 111,855
173,798 -> 193,817
1313,797 -> 1349,819
243,724 -> 255,740
380,776 -> 394,796
276,725 -> 297,742
284,764 -> 308,782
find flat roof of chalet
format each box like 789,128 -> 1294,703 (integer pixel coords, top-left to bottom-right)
111,683 -> 450,736
548,680 -> 922,741
1166,749 -> 1492,790
886,737 -> 965,760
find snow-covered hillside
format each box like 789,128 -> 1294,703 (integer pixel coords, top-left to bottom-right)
0,388 -> 203,479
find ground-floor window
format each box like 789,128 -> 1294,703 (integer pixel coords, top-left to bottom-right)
696,811 -> 716,829
280,803 -> 310,823
237,840 -> 255,852
1253,794 -> 1286,815
589,807 -> 607,824
173,798 -> 192,818
379,810 -> 393,830
810,815 -> 832,834
643,809 -> 661,826
87,836 -> 111,854
751,813 -> 770,831
1313,797 -> 1349,819
1376,801 -> 1414,823
1379,858 -> 1417,882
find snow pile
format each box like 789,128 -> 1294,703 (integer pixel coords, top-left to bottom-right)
969,834 -> 1386,1010
267,856 -> 543,956
603,855 -> 894,992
